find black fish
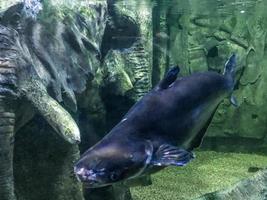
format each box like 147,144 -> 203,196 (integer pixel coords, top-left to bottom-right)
74,54 -> 237,188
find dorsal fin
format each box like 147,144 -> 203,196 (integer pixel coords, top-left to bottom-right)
157,66 -> 180,90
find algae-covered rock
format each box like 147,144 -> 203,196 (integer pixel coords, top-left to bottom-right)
110,0 -> 153,100
14,117 -> 84,200
0,0 -> 21,11
3,0 -> 267,200
103,50 -> 134,96
155,0 -> 267,149
0,0 -> 140,199
195,169 -> 267,200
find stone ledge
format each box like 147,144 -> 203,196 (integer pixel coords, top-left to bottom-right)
195,169 -> 267,200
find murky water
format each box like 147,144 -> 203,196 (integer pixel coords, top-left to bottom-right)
0,0 -> 266,200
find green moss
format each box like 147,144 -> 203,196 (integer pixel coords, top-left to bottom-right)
131,151 -> 267,200
0,0 -> 20,11
38,0 -> 97,26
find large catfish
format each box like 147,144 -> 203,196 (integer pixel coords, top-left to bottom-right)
74,54 -> 237,188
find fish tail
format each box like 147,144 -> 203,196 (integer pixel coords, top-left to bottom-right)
223,53 -> 236,84
224,54 -> 238,107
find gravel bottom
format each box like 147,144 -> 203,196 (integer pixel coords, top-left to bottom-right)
131,150 -> 267,200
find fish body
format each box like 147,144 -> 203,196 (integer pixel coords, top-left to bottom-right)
74,54 -> 237,188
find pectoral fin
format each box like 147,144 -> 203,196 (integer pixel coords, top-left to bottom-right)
151,144 -> 194,167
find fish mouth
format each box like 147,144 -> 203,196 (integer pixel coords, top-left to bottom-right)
74,167 -> 98,184
74,167 -> 112,188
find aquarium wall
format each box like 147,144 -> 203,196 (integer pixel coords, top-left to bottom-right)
0,0 -> 266,200
153,0 -> 267,152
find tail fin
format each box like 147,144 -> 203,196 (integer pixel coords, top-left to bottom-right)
223,54 -> 236,80
224,54 -> 238,107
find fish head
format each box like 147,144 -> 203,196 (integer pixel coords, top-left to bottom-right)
74,140 -> 153,188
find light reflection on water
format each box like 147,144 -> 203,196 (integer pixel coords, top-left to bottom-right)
0,0 -> 260,17
152,0 -> 258,16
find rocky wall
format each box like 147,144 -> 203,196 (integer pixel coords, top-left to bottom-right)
155,0 -> 267,151
2,0 -> 267,200
196,169 -> 267,200
14,117 -> 84,200
7,0 -> 154,199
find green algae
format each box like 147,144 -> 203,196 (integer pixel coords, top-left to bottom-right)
131,151 -> 267,200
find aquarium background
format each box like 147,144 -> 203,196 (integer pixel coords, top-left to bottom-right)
0,0 -> 267,200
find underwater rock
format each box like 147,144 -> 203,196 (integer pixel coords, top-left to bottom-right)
0,2 -> 106,196
0,1 -> 137,200
161,0 -> 267,151
2,0 -> 267,200
195,169 -> 267,200
112,0 -> 153,100
78,0 -> 154,199
103,50 -> 134,96
0,0 -> 21,11
152,0 -> 169,86
14,117 -> 84,200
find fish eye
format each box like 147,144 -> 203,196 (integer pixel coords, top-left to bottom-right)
110,172 -> 120,181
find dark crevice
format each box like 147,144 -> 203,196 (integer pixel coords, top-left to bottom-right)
62,28 -> 82,54
251,114 -> 258,119
152,0 -> 163,86
207,46 -> 219,58
100,85 -> 135,131
100,18 -> 140,60
100,1 -> 140,60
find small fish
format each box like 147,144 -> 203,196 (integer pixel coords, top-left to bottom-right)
74,54 -> 237,188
